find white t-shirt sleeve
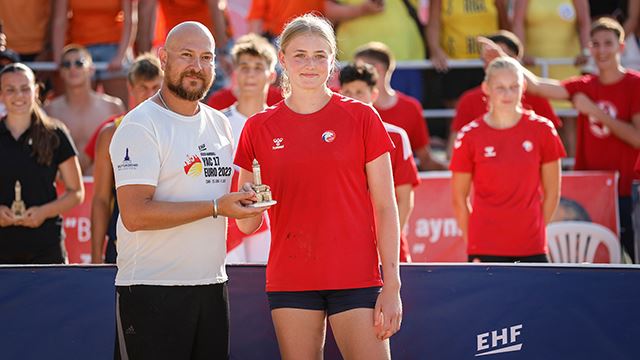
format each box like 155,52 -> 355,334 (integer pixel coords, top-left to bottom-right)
110,122 -> 161,188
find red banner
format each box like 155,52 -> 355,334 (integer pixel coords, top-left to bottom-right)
406,171 -> 620,262
58,178 -> 93,264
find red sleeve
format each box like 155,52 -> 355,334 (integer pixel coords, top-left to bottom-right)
234,119 -> 257,172
405,96 -> 430,150
84,117 -> 116,160
629,76 -> 640,116
452,90 -> 482,131
247,0 -> 266,20
561,75 -> 590,98
389,132 -> 420,187
540,121 -> 567,163
524,93 -> 562,128
206,88 -> 236,110
635,154 -> 640,176
365,109 -> 394,163
449,131 -> 474,173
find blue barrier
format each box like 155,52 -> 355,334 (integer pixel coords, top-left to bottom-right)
1,264 -> 639,359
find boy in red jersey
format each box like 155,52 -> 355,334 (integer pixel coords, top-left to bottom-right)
339,62 -> 421,262
449,30 -> 561,156
481,17 -> 640,262
354,41 -> 447,170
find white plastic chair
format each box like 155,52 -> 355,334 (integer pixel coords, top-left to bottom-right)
546,221 -> 621,263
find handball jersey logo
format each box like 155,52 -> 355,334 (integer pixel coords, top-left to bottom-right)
272,138 -> 284,150
522,140 -> 533,152
184,154 -> 203,177
322,130 -> 336,143
589,101 -> 616,138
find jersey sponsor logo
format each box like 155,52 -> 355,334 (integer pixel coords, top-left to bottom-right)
476,324 -> 523,357
272,137 -> 284,150
484,146 -> 496,158
588,101 -> 616,138
184,154 -> 203,177
322,130 -> 336,143
522,140 -> 533,152
116,147 -> 139,171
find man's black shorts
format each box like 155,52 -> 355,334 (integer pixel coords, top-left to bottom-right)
115,282 -> 229,360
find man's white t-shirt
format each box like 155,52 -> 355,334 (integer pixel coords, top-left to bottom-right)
109,100 -> 234,286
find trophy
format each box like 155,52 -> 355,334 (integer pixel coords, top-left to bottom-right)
11,181 -> 26,219
247,159 -> 277,208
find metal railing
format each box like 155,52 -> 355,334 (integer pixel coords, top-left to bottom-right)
23,57 -> 579,119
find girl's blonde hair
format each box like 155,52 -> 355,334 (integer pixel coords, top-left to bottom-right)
484,56 -> 523,84
277,13 -> 337,98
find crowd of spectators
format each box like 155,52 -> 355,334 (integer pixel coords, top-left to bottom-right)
1,0 -> 639,264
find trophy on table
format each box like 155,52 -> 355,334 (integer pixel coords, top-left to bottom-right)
247,159 -> 277,208
11,181 -> 26,219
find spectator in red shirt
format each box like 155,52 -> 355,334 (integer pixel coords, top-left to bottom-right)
354,41 -> 447,170
448,30 -> 562,157
450,57 -> 566,263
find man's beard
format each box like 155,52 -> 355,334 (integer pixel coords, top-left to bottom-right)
166,69 -> 214,101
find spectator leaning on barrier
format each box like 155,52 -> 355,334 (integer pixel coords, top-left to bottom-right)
89,53 -> 163,264
109,22 -> 267,358
355,41 -> 447,170
450,57 -> 566,263
481,17 -> 640,263
447,30 -> 562,157
0,63 -> 84,264
44,45 -> 125,176
235,14 -> 402,359
339,61 -> 421,263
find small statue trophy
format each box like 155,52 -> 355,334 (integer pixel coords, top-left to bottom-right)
11,181 -> 26,219
247,159 -> 277,208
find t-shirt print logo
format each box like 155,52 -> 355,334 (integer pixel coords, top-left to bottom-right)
184,154 -> 203,177
484,146 -> 496,158
522,140 -> 533,152
322,130 -> 336,143
272,138 -> 284,150
117,147 -> 139,171
589,101 -> 616,138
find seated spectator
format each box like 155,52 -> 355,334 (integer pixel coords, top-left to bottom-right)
355,41 -> 446,170
448,31 -> 562,156
89,53 -> 163,264
339,62 -> 421,262
0,63 -> 84,264
44,45 -> 124,175
0,0 -> 51,62
427,0 -> 509,108
52,0 -> 136,106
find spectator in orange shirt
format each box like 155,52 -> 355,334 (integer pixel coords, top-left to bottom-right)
0,0 -> 52,62
247,0 -> 325,44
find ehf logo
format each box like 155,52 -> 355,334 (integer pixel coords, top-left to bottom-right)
588,101 -> 616,138
522,140 -> 533,152
484,146 -> 496,158
476,324 -> 523,357
272,138 -> 284,150
322,130 -> 336,143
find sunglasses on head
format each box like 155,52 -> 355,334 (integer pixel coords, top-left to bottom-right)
61,59 -> 87,69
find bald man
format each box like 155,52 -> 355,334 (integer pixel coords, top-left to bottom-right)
109,22 -> 269,359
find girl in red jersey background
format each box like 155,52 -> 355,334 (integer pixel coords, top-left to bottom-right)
450,57 -> 566,263
234,14 -> 402,360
